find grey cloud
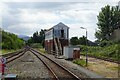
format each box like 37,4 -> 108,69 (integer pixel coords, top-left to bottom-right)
2,1 -> 119,41
2,11 -> 21,28
5,2 -> 75,10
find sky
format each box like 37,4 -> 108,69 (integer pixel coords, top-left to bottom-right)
0,0 -> 119,41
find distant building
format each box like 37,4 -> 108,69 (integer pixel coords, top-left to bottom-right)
45,22 -> 69,55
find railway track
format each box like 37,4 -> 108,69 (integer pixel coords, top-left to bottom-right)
30,48 -> 81,80
4,48 -> 27,64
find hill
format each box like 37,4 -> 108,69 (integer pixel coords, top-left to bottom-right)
18,35 -> 30,41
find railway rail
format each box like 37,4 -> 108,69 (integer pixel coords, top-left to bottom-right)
30,48 -> 81,80
4,48 -> 27,64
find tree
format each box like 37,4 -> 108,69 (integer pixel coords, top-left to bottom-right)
70,37 -> 79,45
95,5 -> 120,41
33,31 -> 39,43
79,36 -> 87,45
1,30 -> 25,49
27,29 -> 46,47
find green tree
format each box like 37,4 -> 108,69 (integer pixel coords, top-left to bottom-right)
79,36 -> 87,45
95,5 -> 120,41
27,29 -> 46,47
1,30 -> 25,50
70,37 -> 79,45
33,31 -> 39,43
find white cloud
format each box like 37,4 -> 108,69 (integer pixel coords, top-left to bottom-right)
0,2 -> 10,28
5,23 -> 56,36
6,23 -> 40,36
1,0 -> 119,2
20,9 -> 60,23
1,1 -> 119,41
67,23 -> 97,41
60,10 -> 98,23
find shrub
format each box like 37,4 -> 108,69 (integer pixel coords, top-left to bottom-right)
99,40 -> 113,47
1,30 -> 25,50
73,59 -> 86,67
80,43 -> 120,61
30,43 -> 43,48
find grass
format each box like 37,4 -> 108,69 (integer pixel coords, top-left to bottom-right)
83,56 -> 119,78
107,66 -> 119,70
0,49 -> 18,55
30,43 -> 43,48
73,59 -> 86,67
37,48 -> 47,54
79,44 -> 120,61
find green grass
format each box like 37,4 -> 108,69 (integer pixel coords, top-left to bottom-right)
0,49 -> 17,55
37,48 -> 47,54
30,43 -> 43,48
30,43 -> 47,54
79,43 -> 120,61
108,66 -> 119,70
73,59 -> 86,67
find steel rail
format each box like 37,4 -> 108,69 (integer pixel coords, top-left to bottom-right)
30,48 -> 81,80
6,50 -> 23,59
30,49 -> 59,80
6,49 -> 27,64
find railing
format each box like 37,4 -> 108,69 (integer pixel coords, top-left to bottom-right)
53,38 -> 62,56
57,38 -> 62,55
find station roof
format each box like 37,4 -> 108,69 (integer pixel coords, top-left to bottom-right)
45,22 -> 69,33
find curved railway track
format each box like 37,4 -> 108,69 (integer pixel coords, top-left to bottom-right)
4,48 -> 27,64
3,47 -> 81,79
30,48 -> 81,80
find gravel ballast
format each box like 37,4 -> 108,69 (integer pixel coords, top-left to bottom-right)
44,54 -> 104,79
6,51 -> 52,79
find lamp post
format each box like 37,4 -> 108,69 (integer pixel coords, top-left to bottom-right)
80,27 -> 88,67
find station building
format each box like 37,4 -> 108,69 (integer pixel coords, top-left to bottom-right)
45,22 -> 69,55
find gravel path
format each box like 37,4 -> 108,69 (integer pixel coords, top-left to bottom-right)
6,51 -> 52,80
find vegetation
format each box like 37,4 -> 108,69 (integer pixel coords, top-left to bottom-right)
95,5 -> 120,41
73,59 -> 86,67
1,29 -> 25,50
0,49 -> 20,55
89,5 -> 120,61
80,43 -> 120,61
27,29 -> 46,47
30,43 -> 43,48
37,48 -> 47,54
70,37 -> 80,45
70,5 -> 120,62
70,36 -> 97,46
70,36 -> 88,45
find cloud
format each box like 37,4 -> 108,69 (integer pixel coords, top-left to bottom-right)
5,23 -> 41,36
1,0 -> 119,2
4,23 -> 56,36
67,23 -> 97,41
1,1 -> 119,41
19,9 -> 60,23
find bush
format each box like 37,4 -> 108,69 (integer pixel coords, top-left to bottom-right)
73,59 -> 86,67
30,43 -> 43,48
80,44 -> 120,61
1,30 -> 25,50
99,40 -> 113,47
